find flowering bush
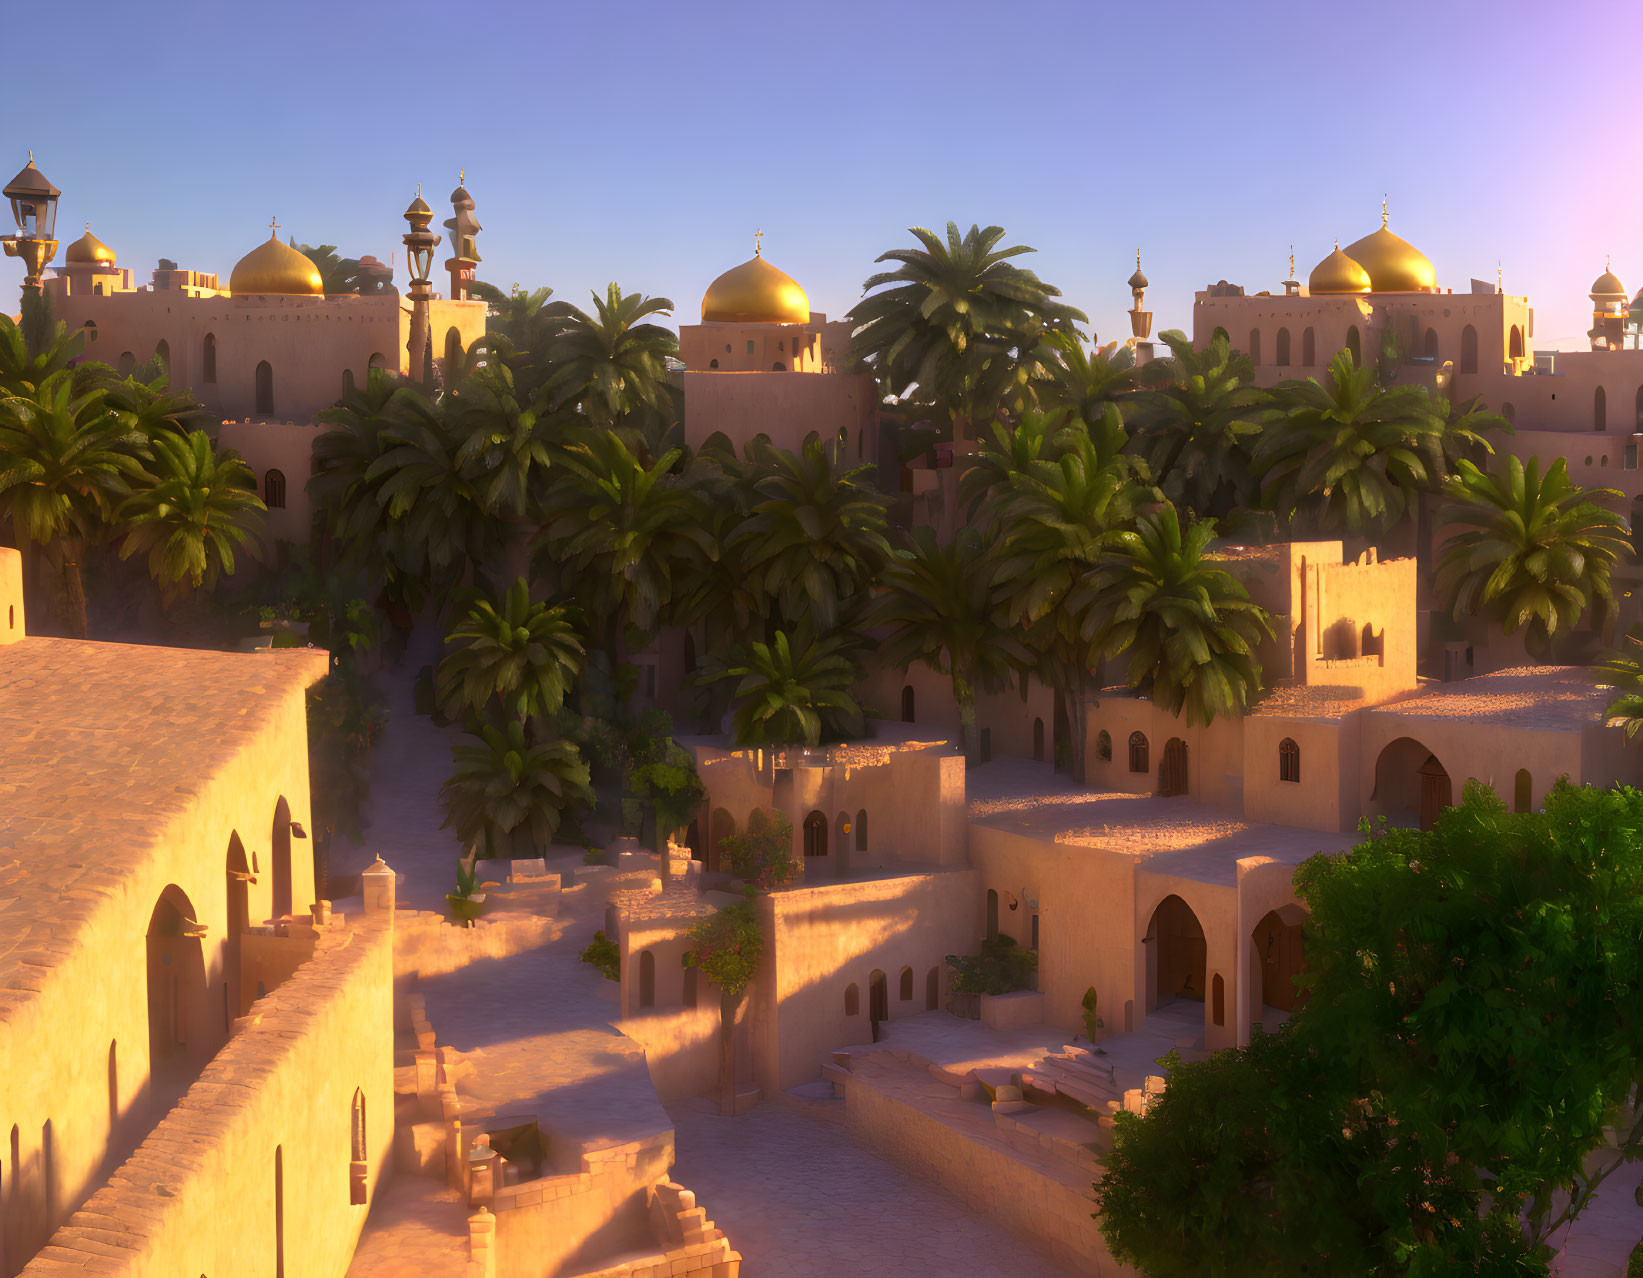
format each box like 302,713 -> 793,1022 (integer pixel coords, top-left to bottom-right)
682,895 -> 763,1000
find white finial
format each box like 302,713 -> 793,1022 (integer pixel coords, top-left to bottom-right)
1381,194 -> 1388,228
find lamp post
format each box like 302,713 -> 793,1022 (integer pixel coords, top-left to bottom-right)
2,152 -> 61,297
402,186 -> 441,390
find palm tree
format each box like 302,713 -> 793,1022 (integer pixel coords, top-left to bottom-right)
702,627 -> 866,747
0,311 -> 93,398
730,436 -> 891,633
437,578 -> 584,726
1255,350 -> 1444,536
470,283 -> 559,353
117,430 -> 266,602
102,369 -> 217,439
543,284 -> 680,433
849,222 -> 1086,441
957,410 -> 1071,520
445,362 -> 563,519
0,371 -> 145,636
990,407 -> 1149,781
1124,329 -> 1271,522
869,525 -> 1030,764
1436,456 -> 1630,659
535,428 -> 713,677
1592,626 -> 1643,741
1037,335 -> 1142,426
1078,506 -> 1272,726
440,720 -> 593,858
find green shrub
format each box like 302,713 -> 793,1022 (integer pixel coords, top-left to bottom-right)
1629,1238 -> 1643,1278
946,934 -> 1037,996
580,930 -> 619,981
719,808 -> 795,889
582,846 -> 607,866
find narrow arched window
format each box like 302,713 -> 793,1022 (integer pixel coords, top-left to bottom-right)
844,983 -> 860,1017
202,332 -> 216,383
1595,386 -> 1608,432
1095,730 -> 1112,762
1345,326 -> 1361,365
1460,325 -> 1478,374
899,967 -> 913,1001
1509,326 -> 1524,360
264,469 -> 286,509
1275,327 -> 1290,367
1212,973 -> 1225,1026
1302,327 -> 1316,366
349,1089 -> 367,1204
1128,731 -> 1149,774
1514,769 -> 1533,814
1423,328 -> 1439,359
255,360 -> 274,416
1279,737 -> 1300,783
1212,325 -> 1229,345
1247,328 -> 1261,365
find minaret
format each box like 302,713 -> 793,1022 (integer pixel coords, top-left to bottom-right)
402,185 -> 442,389
1127,251 -> 1153,363
442,170 -> 481,302
1283,246 -> 1300,296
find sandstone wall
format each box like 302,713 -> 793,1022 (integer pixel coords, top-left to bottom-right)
19,916 -> 395,1278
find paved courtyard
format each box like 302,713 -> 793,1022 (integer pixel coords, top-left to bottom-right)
669,1100 -> 1083,1278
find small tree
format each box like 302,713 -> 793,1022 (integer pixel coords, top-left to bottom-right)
717,808 -> 795,889
682,894 -> 765,1116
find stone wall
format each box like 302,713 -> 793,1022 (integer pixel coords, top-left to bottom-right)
19,915 -> 395,1278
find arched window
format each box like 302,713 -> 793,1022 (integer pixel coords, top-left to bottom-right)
772,361 -> 786,371
264,469 -> 287,509
155,338 -> 170,373
638,950 -> 655,1009
82,319 -> 97,344
1279,737 -> 1300,783
272,797 -> 293,919
803,811 -> 828,857
1509,325 -> 1524,360
1301,327 -> 1315,366
1460,325 -> 1478,374
1095,729 -> 1112,762
844,983 -> 860,1017
1275,327 -> 1290,367
202,333 -> 216,383
1345,326 -> 1361,365
1212,325 -> 1229,345
1502,401 -> 1516,423
855,809 -> 867,853
443,327 -> 463,383
367,352 -> 386,371
1423,328 -> 1439,359
899,967 -> 913,1001
1595,385 -> 1608,431
118,351 -> 136,376
1212,973 -> 1225,1026
1514,769 -> 1533,814
900,684 -> 915,722
709,358 -> 719,368
349,1089 -> 367,1204
1247,328 -> 1261,365
1128,731 -> 1149,774
255,360 -> 274,416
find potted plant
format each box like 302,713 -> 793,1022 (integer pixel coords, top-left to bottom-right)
447,858 -> 486,926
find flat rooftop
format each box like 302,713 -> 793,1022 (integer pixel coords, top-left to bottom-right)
967,757 -> 1355,886
0,637 -> 328,1000
1376,665 -> 1607,731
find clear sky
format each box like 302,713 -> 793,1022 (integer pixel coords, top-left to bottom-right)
4,0 -> 1639,349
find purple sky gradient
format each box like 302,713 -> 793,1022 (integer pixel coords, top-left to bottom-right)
5,0 -> 1638,349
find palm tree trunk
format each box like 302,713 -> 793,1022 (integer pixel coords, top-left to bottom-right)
62,551 -> 88,640
952,671 -> 977,768
1064,668 -> 1090,785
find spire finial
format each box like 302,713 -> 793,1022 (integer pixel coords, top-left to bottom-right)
1497,259 -> 1503,293
1136,247 -> 1141,271
1334,238 -> 1340,250
459,168 -> 465,185
27,150 -> 33,163
1381,194 -> 1388,228
85,221 -> 90,233
1289,245 -> 1295,279
417,182 -> 422,198
755,228 -> 763,257
268,215 -> 280,238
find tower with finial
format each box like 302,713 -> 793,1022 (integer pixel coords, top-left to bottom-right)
1283,244 -> 1300,296
1588,253 -> 1628,351
1128,250 -> 1152,341
442,170 -> 481,302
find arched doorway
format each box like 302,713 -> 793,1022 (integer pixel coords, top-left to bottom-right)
1145,894 -> 1206,1012
1509,326 -> 1524,360
1158,738 -> 1188,796
271,798 -> 293,919
1033,717 -> 1045,761
146,885 -> 208,1097
202,332 -> 217,383
225,835 -> 251,1022
1251,906 -> 1308,1022
869,970 -> 888,1041
684,819 -> 702,861
802,811 -> 827,858
1460,325 -> 1478,373
709,808 -> 735,873
898,967 -> 914,1001
900,684 -> 915,722
1513,768 -> 1533,814
255,360 -> 274,416
1372,737 -> 1451,830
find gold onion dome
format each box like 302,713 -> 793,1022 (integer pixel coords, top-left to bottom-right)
1308,243 -> 1371,295
229,227 -> 324,296
1341,216 -> 1437,293
66,223 -> 115,265
701,250 -> 809,324
1591,267 -> 1626,298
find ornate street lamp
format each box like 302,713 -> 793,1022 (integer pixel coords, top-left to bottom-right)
402,185 -> 441,389
2,152 -> 61,295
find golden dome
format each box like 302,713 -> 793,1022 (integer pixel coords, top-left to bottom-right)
1308,244 -> 1371,295
65,223 -> 115,266
701,251 -> 809,324
1341,220 -> 1437,293
229,227 -> 324,296
1592,268 -> 1627,298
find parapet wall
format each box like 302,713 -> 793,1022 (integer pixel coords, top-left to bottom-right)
22,915 -> 395,1278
